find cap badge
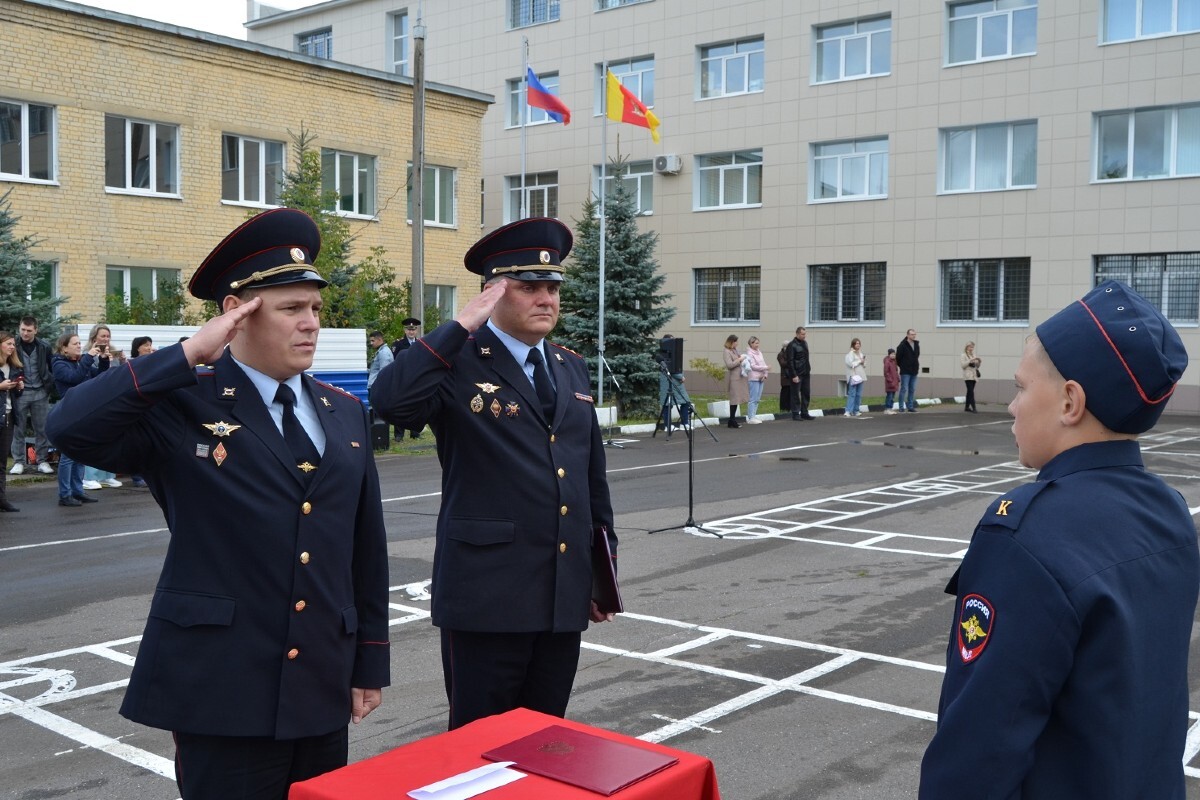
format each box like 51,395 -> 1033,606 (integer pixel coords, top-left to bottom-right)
213,442 -> 228,467
290,247 -> 306,263
470,394 -> 484,414
490,399 -> 503,418
957,593 -> 994,664
539,250 -> 551,264
506,402 -> 520,417
203,421 -> 242,437
475,382 -> 501,394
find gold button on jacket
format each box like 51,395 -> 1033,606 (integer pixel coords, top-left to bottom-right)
287,648 -> 299,660
559,542 -> 567,553
294,600 -> 306,612
301,501 -> 312,515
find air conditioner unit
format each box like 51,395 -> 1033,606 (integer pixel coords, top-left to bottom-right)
654,154 -> 683,175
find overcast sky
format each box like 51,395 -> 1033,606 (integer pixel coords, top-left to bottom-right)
74,0 -> 323,40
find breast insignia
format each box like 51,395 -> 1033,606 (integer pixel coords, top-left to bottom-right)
203,421 -> 242,437
475,382 -> 501,394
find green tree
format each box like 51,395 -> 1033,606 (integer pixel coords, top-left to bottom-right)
557,157 -> 674,418
0,189 -> 74,338
106,277 -> 201,325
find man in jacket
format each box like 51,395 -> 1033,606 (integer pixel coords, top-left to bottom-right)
896,328 -> 920,412
47,209 -> 391,800
9,317 -> 55,475
786,327 -> 814,420
390,317 -> 423,439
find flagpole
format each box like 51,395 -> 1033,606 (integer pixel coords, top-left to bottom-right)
520,37 -> 528,219
597,65 -> 608,411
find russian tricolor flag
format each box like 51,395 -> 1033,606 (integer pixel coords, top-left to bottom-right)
526,67 -> 571,125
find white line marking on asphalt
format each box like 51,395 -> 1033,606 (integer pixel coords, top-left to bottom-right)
0,528 -> 168,553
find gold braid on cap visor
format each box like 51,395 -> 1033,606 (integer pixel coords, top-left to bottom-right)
490,264 -> 565,276
229,264 -> 316,291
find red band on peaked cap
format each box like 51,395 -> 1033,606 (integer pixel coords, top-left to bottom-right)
189,208 -> 325,302
464,217 -> 572,281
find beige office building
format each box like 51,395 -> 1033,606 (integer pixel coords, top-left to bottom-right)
247,0 -> 1200,410
1,0 -> 489,328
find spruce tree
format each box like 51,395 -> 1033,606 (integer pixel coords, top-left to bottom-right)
0,189 -> 72,337
558,157 -> 674,418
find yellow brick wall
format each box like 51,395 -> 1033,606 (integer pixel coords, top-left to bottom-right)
0,0 -> 488,321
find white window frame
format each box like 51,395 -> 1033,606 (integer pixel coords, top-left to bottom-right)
596,0 -> 652,9
939,258 -> 1031,323
1093,104 -> 1200,182
506,171 -> 559,222
699,37 -> 765,99
595,57 -> 654,115
693,267 -> 761,324
1101,0 -> 1200,43
946,0 -> 1037,66
808,263 -> 887,324
106,266 -> 181,304
221,134 -> 285,208
21,260 -> 57,303
813,17 -> 891,84
939,121 -> 1037,193
298,28 -> 333,58
407,163 -> 457,227
593,160 -> 654,215
389,11 -> 409,75
321,148 -> 376,218
424,284 -> 457,321
810,137 -> 888,202
104,115 -> 180,197
695,150 -> 763,210
508,0 -> 560,29
0,99 -> 55,183
508,72 -> 562,128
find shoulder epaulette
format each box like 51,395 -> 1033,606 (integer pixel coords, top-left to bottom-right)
548,342 -> 584,360
195,364 -> 215,376
979,479 -> 1050,533
311,378 -> 362,404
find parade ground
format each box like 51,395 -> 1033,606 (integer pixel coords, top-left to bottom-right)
3,404 -> 1200,799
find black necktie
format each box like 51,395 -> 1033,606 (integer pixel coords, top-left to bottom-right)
525,346 -> 556,420
275,383 -> 321,479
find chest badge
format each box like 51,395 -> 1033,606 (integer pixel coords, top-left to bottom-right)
506,402 -> 520,417
212,442 -> 228,467
490,399 -> 503,418
470,394 -> 484,414
203,421 -> 242,437
475,382 -> 501,394
957,593 -> 995,664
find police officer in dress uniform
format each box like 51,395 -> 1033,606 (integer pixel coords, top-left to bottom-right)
47,209 -> 391,800
390,317 -> 425,439
370,217 -> 617,730
919,281 -> 1198,799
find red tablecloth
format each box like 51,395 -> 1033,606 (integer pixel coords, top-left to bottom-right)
288,708 -> 721,800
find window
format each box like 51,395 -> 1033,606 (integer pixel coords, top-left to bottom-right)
0,99 -> 54,181
941,121 -> 1037,192
390,11 -> 409,75
1102,0 -> 1200,42
1095,253 -> 1200,323
508,72 -> 563,127
298,28 -> 333,59
407,164 -> 456,226
506,171 -> 558,221
700,37 -> 765,98
809,263 -> 886,322
1095,105 -> 1200,181
509,0 -> 560,28
594,160 -> 653,214
221,134 -> 284,207
814,17 -> 891,83
321,149 -> 376,216
940,258 -> 1030,322
597,0 -> 650,8
947,0 -> 1037,65
106,266 -> 181,303
598,57 -> 654,112
104,115 -> 179,195
696,151 -> 763,209
18,260 -> 56,302
694,267 -> 761,323
811,138 -> 888,201
424,284 -> 457,322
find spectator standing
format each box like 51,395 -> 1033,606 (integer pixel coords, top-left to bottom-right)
722,335 -> 749,428
786,327 -> 814,421
389,317 -> 424,440
776,342 -> 791,412
366,330 -> 393,389
9,317 -> 54,475
896,328 -> 921,412
81,324 -> 123,490
920,281 -> 1197,798
883,348 -> 900,414
744,336 -> 769,423
0,330 -> 23,511
50,332 -> 105,507
961,342 -> 981,413
844,338 -> 868,418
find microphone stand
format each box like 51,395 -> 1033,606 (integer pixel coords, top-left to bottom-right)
649,363 -> 721,538
600,354 -> 624,449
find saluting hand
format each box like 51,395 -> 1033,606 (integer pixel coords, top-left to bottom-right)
182,296 -> 263,367
454,280 -> 508,333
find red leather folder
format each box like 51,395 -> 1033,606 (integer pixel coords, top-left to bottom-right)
592,526 -> 623,614
483,724 -> 678,796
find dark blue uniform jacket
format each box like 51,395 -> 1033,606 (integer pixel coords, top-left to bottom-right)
920,439 -> 1199,799
46,345 -> 390,740
370,321 -> 614,633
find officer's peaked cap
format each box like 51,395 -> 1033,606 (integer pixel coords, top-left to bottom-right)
189,208 -> 327,303
465,217 -> 571,283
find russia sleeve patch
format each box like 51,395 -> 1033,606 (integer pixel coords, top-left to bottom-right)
957,593 -> 994,664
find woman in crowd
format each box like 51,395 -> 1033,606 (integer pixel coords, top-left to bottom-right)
961,341 -> 981,413
81,324 -> 123,490
744,336 -> 769,423
844,338 -> 868,418
883,348 -> 900,414
51,332 -> 106,507
0,331 -> 24,511
722,334 -> 749,429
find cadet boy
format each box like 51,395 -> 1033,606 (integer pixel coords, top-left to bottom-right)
47,209 -> 391,800
920,281 -> 1198,799
371,217 -> 616,730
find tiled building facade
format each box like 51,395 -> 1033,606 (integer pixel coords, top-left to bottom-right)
246,0 -> 1200,411
1,0 -> 489,328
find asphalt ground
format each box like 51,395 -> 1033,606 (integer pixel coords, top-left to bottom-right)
3,403 -> 1200,799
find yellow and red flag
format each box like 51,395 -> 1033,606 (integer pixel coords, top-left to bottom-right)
605,69 -> 660,143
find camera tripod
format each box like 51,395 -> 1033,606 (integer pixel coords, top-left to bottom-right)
649,364 -> 721,538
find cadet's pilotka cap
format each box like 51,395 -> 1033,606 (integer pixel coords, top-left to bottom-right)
1037,280 -> 1187,434
464,217 -> 571,282
188,208 -> 327,303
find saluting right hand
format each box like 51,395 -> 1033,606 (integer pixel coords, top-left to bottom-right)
454,280 -> 508,333
182,296 -> 263,367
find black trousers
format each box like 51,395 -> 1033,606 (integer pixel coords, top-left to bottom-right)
790,374 -> 811,417
440,628 -> 582,730
779,384 -> 791,411
964,380 -> 976,411
173,728 -> 347,800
